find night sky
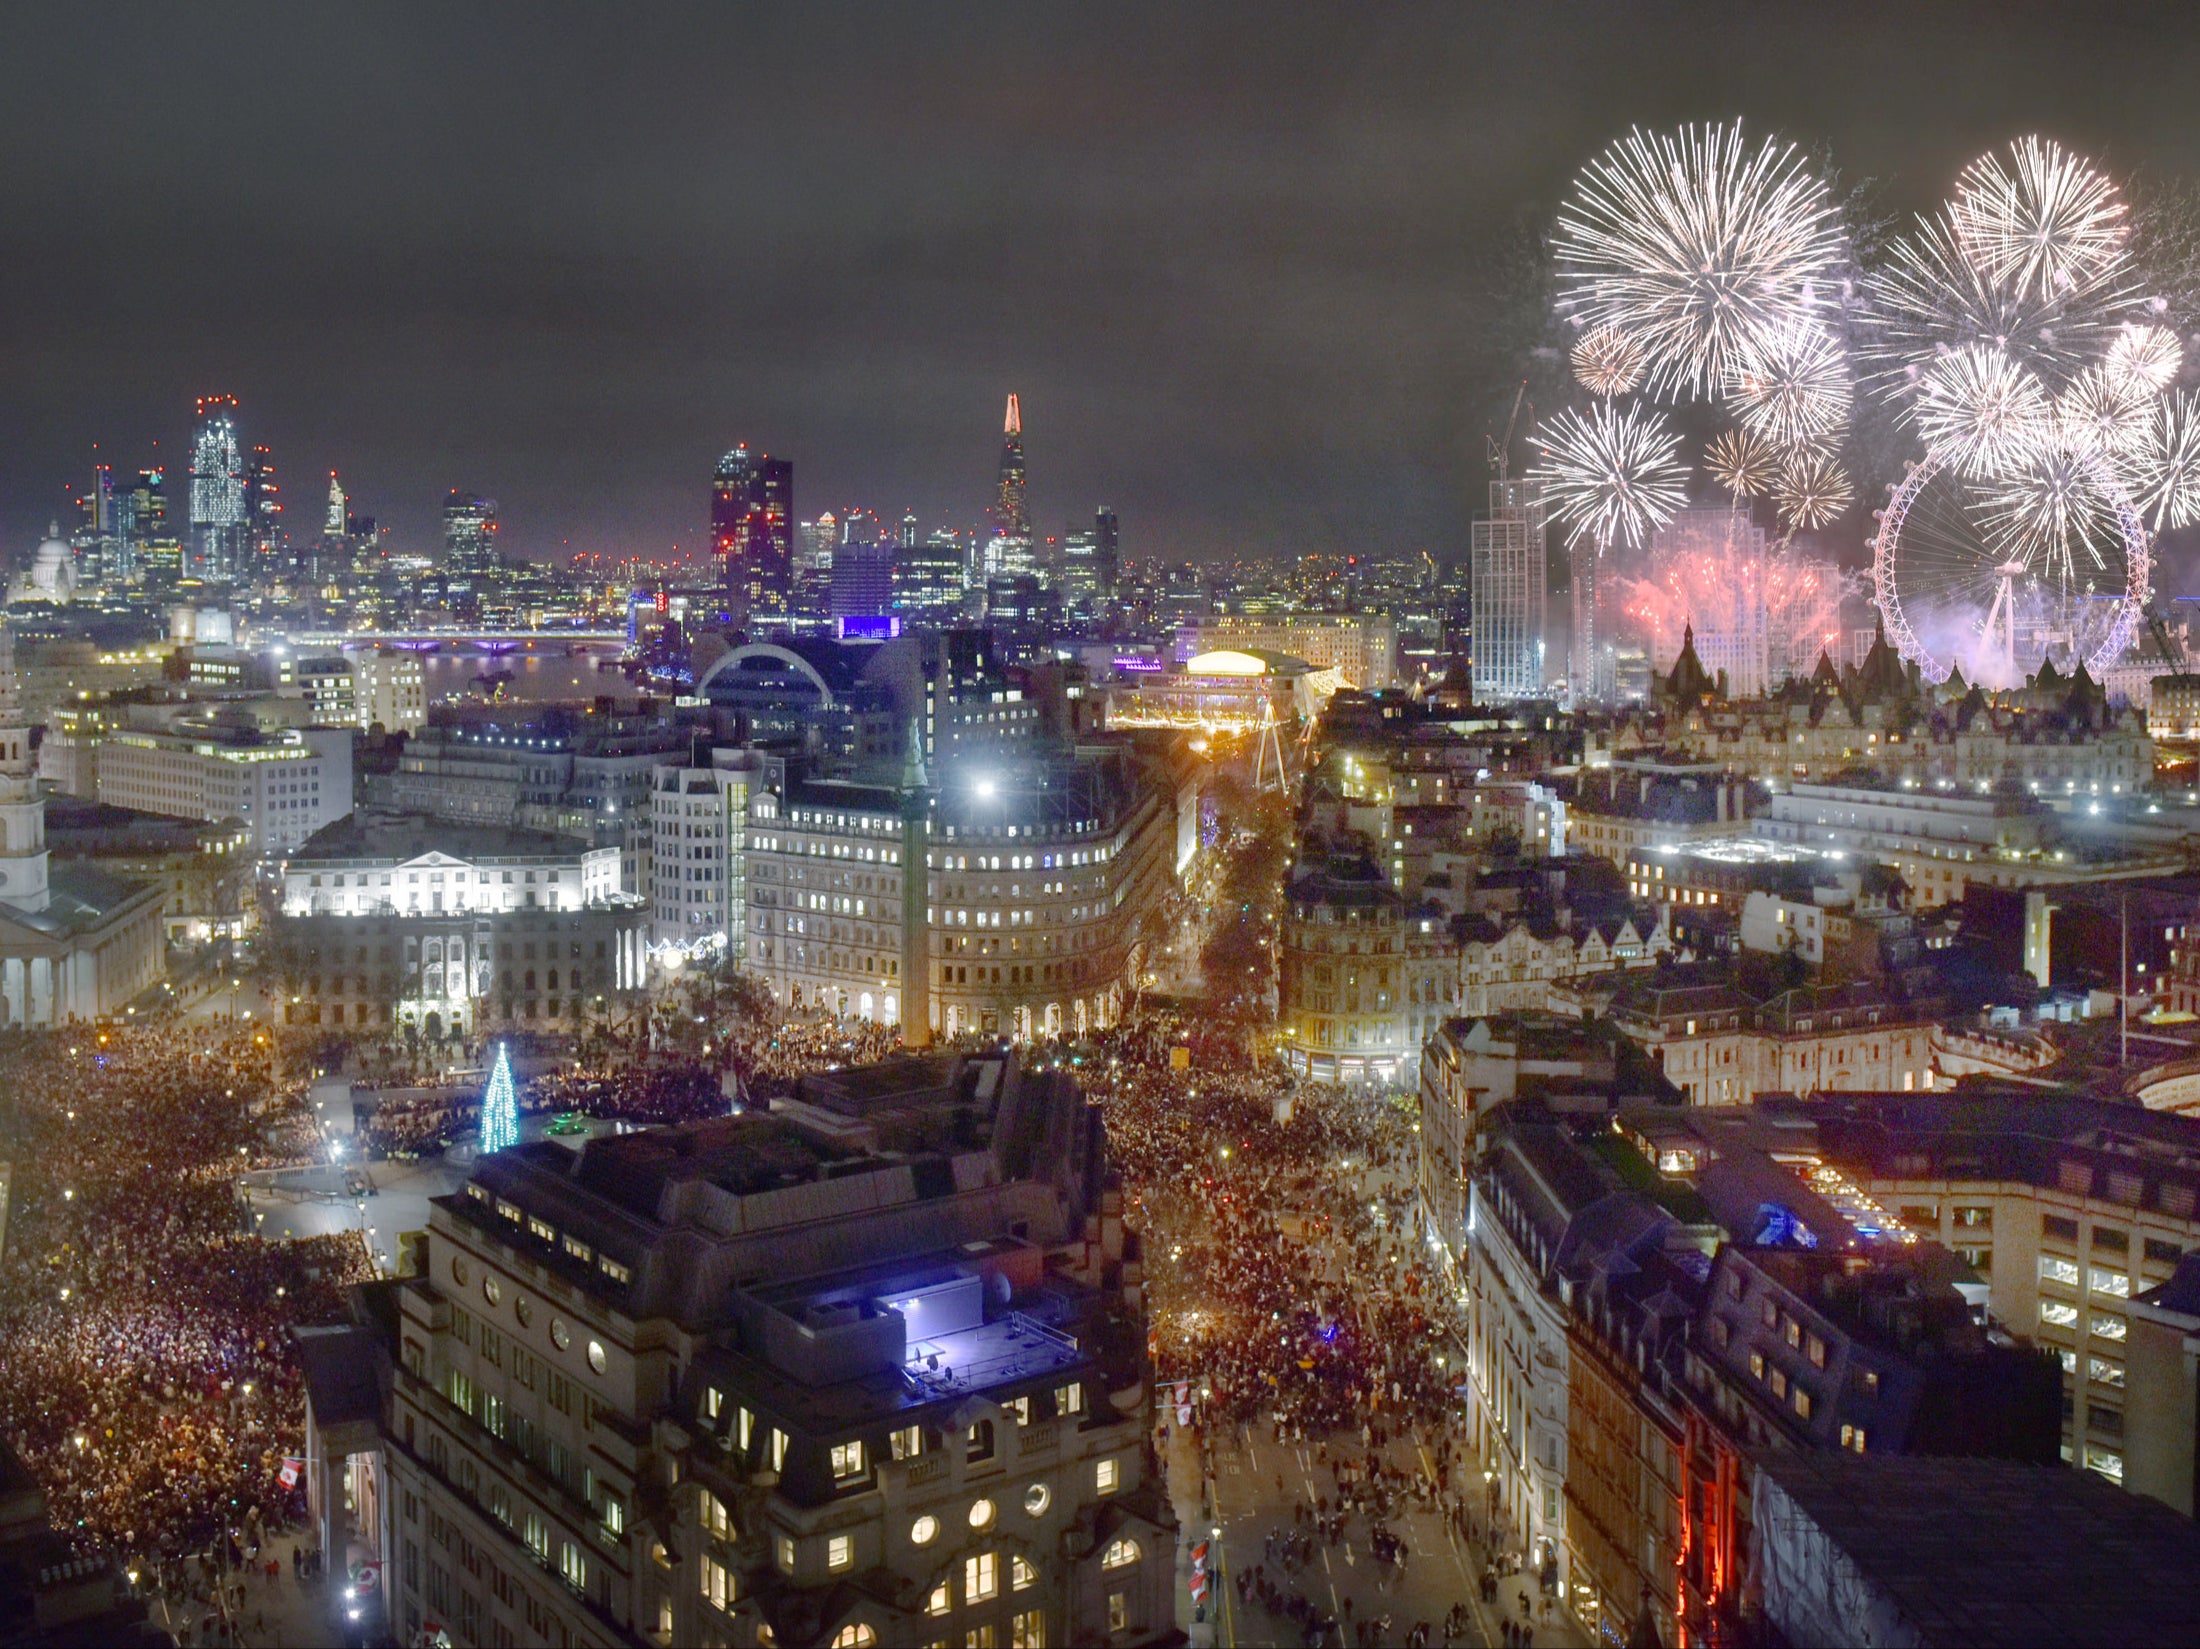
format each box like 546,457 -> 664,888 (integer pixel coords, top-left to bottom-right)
6,2 -> 2199,572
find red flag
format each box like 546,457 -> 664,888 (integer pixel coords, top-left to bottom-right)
1190,1540 -> 1210,1571
278,1457 -> 304,1489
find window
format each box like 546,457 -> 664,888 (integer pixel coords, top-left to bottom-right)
969,1498 -> 996,1531
967,1420 -> 995,1463
2093,1313 -> 2128,1341
1101,1537 -> 1140,1570
1793,1388 -> 1813,1420
1839,1423 -> 1866,1453
827,1535 -> 853,1572
928,1582 -> 951,1617
701,1491 -> 736,1543
831,1628 -> 877,1649
910,1515 -> 939,1546
2039,1256 -> 2080,1286
2043,1214 -> 2080,1242
1053,1381 -> 1084,1416
890,1424 -> 922,1461
1108,1593 -> 1128,1633
2092,1226 -> 2129,1253
701,1554 -> 736,1611
830,1441 -> 867,1480
770,1429 -> 789,1472
1770,1370 -> 1789,1401
2090,1356 -> 2126,1388
1006,1395 -> 1031,1427
1012,1609 -> 1046,1649
2040,1300 -> 2080,1328
775,1535 -> 795,1574
2084,1445 -> 2124,1482
1952,1205 -> 1992,1229
1023,1482 -> 1050,1517
1805,1333 -> 1826,1369
2090,1268 -> 2130,1298
1011,1555 -> 1037,1592
965,1550 -> 999,1603
1748,1351 -> 1766,1380
1095,1458 -> 1119,1495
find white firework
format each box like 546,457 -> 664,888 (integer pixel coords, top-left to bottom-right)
1570,324 -> 1648,397
2119,388 -> 2200,531
1978,445 -> 2120,582
1705,427 -> 1781,498
1952,135 -> 2129,303
1528,401 -> 1690,550
1724,322 -> 1852,452
1554,121 -> 1846,400
1859,208 -> 2143,395
2106,323 -> 2183,392
1773,450 -> 1853,531
2055,363 -> 2154,459
1912,345 -> 2053,478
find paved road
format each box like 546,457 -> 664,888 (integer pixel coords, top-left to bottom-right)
1161,1148 -> 1591,1649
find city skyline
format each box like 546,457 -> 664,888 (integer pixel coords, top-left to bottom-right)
12,5 -> 2200,570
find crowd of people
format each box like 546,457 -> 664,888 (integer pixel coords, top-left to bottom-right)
0,1020 -> 372,1567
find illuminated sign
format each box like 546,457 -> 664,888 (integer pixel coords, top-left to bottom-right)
1113,656 -> 1164,672
837,615 -> 902,641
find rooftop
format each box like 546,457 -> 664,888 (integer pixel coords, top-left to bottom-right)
1755,1451 -> 2200,1646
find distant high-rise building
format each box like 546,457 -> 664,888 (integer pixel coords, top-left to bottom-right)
895,529 -> 968,622
992,393 -> 1029,540
77,465 -> 119,586
245,444 -> 281,570
442,491 -> 500,574
899,509 -> 919,550
1469,478 -> 1549,704
711,445 -> 753,565
828,538 -> 895,622
713,444 -> 794,620
797,514 -> 837,574
1094,505 -> 1119,592
324,474 -> 347,538
187,396 -> 246,582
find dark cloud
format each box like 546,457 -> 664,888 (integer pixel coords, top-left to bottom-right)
4,2 -> 2199,567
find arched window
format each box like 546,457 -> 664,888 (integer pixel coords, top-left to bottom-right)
830,1625 -> 877,1649
1102,1536 -> 1140,1570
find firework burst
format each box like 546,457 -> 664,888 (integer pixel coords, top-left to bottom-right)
1860,209 -> 2144,396
1554,121 -> 1846,400
1724,322 -> 1853,452
2055,364 -> 2155,459
1705,427 -> 1781,498
1570,323 -> 1648,397
2106,323 -> 2183,392
1528,401 -> 1690,550
1912,344 -> 2052,479
1773,449 -> 1854,530
2119,388 -> 2200,530
1953,135 -> 2130,303
1978,446 -> 2121,579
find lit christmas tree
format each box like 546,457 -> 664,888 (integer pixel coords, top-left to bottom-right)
480,1042 -> 518,1154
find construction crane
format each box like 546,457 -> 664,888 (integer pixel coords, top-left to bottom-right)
1488,380 -> 1529,484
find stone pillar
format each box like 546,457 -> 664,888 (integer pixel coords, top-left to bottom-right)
2,956 -> 21,1026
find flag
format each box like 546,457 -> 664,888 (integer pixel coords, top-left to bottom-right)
1190,1540 -> 1210,1572
278,1457 -> 304,1489
1190,1570 -> 1210,1602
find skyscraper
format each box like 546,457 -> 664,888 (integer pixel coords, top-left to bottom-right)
983,394 -> 1035,579
1094,504 -> 1119,592
828,538 -> 895,622
1469,478 -> 1548,703
442,491 -> 500,573
246,443 -> 281,572
714,446 -> 794,621
711,445 -> 753,566
992,393 -> 1029,539
895,529 -> 968,622
188,396 -> 246,582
